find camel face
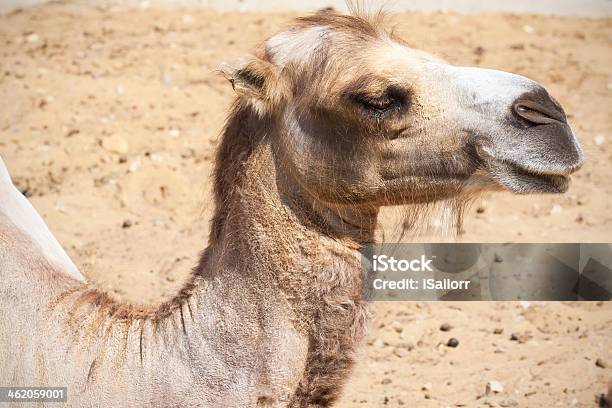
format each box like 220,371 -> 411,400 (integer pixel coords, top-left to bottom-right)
226,10 -> 584,207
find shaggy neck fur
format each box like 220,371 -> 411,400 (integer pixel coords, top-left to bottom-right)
41,101 -> 371,406
204,101 -> 379,249
194,102 -> 372,403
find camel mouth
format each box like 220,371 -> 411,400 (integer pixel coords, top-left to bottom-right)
485,158 -> 571,194
473,143 -> 579,194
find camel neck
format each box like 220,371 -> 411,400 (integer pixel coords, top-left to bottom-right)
189,107 -> 374,331
197,138 -> 374,271
205,102 -> 379,250
54,105 -> 372,378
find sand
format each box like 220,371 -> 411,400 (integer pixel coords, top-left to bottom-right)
0,3 -> 611,407
2,0 -> 612,17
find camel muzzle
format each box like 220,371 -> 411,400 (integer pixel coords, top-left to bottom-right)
482,106 -> 583,193
459,76 -> 585,194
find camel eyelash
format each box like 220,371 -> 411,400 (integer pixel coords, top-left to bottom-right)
353,86 -> 409,117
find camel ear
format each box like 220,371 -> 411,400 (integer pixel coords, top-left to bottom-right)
220,56 -> 287,115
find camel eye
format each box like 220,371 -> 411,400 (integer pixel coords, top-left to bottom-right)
359,97 -> 394,111
354,87 -> 407,116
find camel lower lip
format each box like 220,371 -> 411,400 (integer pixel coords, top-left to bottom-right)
488,160 -> 570,194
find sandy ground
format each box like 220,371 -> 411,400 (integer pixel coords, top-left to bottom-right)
2,0 -> 612,17
0,3 -> 611,407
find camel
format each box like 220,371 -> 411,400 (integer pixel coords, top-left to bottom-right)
0,7 -> 583,408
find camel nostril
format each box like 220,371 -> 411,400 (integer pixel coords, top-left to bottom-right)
513,86 -> 568,126
513,100 -> 566,125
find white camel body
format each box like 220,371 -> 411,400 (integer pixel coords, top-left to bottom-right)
0,8 -> 583,408
0,155 -> 311,407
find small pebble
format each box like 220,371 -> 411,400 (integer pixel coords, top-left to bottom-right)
26,33 -> 39,43
101,135 -> 129,154
128,160 -> 142,173
596,358 -> 607,369
373,339 -> 385,349
160,72 -> 172,86
122,220 -> 133,229
550,204 -> 563,215
65,129 -> 79,138
595,134 -> 606,146
486,380 -> 504,395
401,340 -> 415,351
168,129 -> 181,138
510,332 -> 532,343
494,328 -> 504,335
447,338 -> 459,348
440,322 -> 452,332
150,153 -> 163,162
494,253 -> 503,263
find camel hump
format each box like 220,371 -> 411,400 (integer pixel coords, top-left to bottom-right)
0,156 -> 86,282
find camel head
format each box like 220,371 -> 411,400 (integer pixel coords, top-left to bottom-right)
221,9 -> 584,209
